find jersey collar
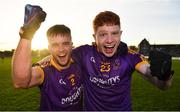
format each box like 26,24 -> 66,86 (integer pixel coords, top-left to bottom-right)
50,56 -> 74,71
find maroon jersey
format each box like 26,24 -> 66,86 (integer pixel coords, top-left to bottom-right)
38,58 -> 83,111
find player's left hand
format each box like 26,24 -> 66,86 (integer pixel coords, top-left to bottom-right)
148,50 -> 174,81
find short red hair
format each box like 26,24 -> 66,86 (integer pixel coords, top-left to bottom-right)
93,11 -> 120,33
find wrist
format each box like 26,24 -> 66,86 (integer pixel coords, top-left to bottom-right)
19,26 -> 34,40
164,71 -> 174,81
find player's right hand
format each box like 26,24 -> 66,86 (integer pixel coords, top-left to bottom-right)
36,55 -> 51,67
19,4 -> 46,40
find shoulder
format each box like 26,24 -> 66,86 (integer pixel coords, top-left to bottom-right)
128,49 -> 139,55
72,44 -> 95,63
72,44 -> 94,55
128,49 -> 147,60
74,44 -> 93,51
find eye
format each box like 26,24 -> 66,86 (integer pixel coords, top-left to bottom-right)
51,43 -> 59,47
63,42 -> 71,46
112,31 -> 120,36
99,32 -> 108,38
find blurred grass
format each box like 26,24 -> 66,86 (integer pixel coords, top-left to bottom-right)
132,60 -> 180,110
0,57 -> 42,110
0,57 -> 179,110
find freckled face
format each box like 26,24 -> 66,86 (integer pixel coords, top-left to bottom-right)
94,25 -> 122,57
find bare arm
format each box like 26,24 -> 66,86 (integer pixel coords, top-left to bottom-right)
12,39 -> 43,88
137,63 -> 172,90
12,4 -> 46,89
12,38 -> 31,88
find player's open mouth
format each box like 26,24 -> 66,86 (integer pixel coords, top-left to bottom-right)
58,53 -> 66,58
104,45 -> 115,54
57,53 -> 68,64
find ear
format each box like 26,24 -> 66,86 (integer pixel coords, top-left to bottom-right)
48,45 -> 51,51
71,42 -> 74,48
92,34 -> 96,40
120,30 -> 123,36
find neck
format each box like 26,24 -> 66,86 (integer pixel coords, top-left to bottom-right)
51,57 -> 73,71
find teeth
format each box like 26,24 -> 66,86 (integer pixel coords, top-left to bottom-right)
105,45 -> 114,48
59,53 -> 66,57
107,46 -> 113,48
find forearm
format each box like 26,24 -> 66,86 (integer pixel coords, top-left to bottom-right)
142,66 -> 172,90
12,38 -> 32,88
137,63 -> 172,90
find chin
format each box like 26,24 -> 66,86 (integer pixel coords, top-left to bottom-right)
59,62 -> 69,67
102,50 -> 116,58
57,59 -> 68,67
103,52 -> 115,58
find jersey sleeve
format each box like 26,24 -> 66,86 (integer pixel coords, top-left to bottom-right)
34,66 -> 45,84
32,62 -> 47,85
128,49 -> 149,71
72,46 -> 83,65
72,45 -> 90,67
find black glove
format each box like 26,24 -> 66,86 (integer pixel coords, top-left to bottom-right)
19,4 -> 46,40
148,50 -> 174,80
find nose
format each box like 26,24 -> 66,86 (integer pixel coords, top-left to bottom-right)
106,35 -> 113,44
57,44 -> 65,52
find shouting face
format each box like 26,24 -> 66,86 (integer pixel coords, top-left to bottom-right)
48,34 -> 73,68
94,24 -> 122,57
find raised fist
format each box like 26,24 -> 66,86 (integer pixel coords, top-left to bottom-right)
148,50 -> 174,80
19,4 -> 46,40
